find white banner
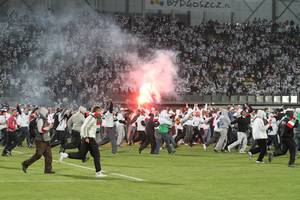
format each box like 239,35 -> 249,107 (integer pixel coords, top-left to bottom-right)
145,0 -> 232,10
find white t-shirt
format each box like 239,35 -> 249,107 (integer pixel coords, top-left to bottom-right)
0,115 -> 7,130
103,111 -> 114,128
17,113 -> 29,127
136,115 -> 145,132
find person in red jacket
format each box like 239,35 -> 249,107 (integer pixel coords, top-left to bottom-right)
2,109 -> 19,156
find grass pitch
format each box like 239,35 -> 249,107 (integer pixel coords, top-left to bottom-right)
0,145 -> 299,200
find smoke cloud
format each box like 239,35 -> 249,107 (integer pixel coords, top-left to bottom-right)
3,5 -> 179,107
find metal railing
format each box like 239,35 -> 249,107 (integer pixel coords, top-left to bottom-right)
110,94 -> 300,105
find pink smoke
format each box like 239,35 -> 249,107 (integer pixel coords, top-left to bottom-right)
127,50 -> 178,105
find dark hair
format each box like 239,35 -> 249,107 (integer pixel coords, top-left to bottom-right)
92,106 -> 101,113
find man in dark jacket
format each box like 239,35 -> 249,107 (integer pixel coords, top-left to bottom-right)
139,113 -> 159,154
227,111 -> 250,153
269,111 -> 298,167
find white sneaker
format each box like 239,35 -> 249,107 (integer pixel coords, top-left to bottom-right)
248,151 -> 253,160
239,150 -> 246,154
256,161 -> 265,164
227,146 -> 231,152
203,144 -> 207,152
59,152 -> 68,162
96,171 -> 107,178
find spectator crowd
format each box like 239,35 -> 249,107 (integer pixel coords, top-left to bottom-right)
0,12 -> 300,107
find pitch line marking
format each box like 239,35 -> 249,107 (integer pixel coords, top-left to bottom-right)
0,148 -> 145,182
53,160 -> 145,182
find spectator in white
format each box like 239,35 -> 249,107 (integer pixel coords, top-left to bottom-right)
174,111 -> 184,146
214,109 -> 231,152
201,111 -> 212,149
116,112 -> 126,146
192,111 -> 206,149
99,101 -> 118,154
16,105 -> 30,147
56,109 -> 69,152
206,111 -> 221,148
133,109 -> 146,144
182,108 -> 194,147
267,112 -> 280,152
248,110 -> 269,164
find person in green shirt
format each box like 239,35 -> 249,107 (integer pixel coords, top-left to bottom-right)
155,110 -> 175,154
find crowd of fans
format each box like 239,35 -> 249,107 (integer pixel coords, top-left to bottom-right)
0,12 -> 300,107
1,102 -> 300,167
115,15 -> 300,95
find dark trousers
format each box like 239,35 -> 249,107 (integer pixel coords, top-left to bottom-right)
128,126 -> 136,144
58,130 -> 67,147
18,127 -> 31,147
124,125 -> 128,144
175,129 -> 185,145
68,138 -> 101,172
206,131 -> 220,146
22,140 -> 53,173
295,134 -> 300,152
50,130 -> 64,147
192,127 -> 204,145
2,131 -> 18,154
274,138 -> 296,165
249,139 -> 267,162
161,134 -> 174,154
139,132 -> 156,154
63,130 -> 81,151
98,127 -> 117,154
184,126 -> 194,145
133,131 -> 145,143
51,130 -> 67,150
267,135 -> 280,151
0,129 -> 7,146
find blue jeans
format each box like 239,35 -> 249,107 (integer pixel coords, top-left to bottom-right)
294,134 -> 300,156
155,133 -> 174,154
268,134 -> 280,152
154,130 -> 161,154
99,127 -> 118,154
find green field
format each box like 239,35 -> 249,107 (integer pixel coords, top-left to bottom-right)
0,145 -> 299,200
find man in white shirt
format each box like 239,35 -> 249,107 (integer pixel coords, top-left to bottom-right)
134,111 -> 146,144
16,105 -> 30,147
55,109 -> 70,152
99,101 -> 118,154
